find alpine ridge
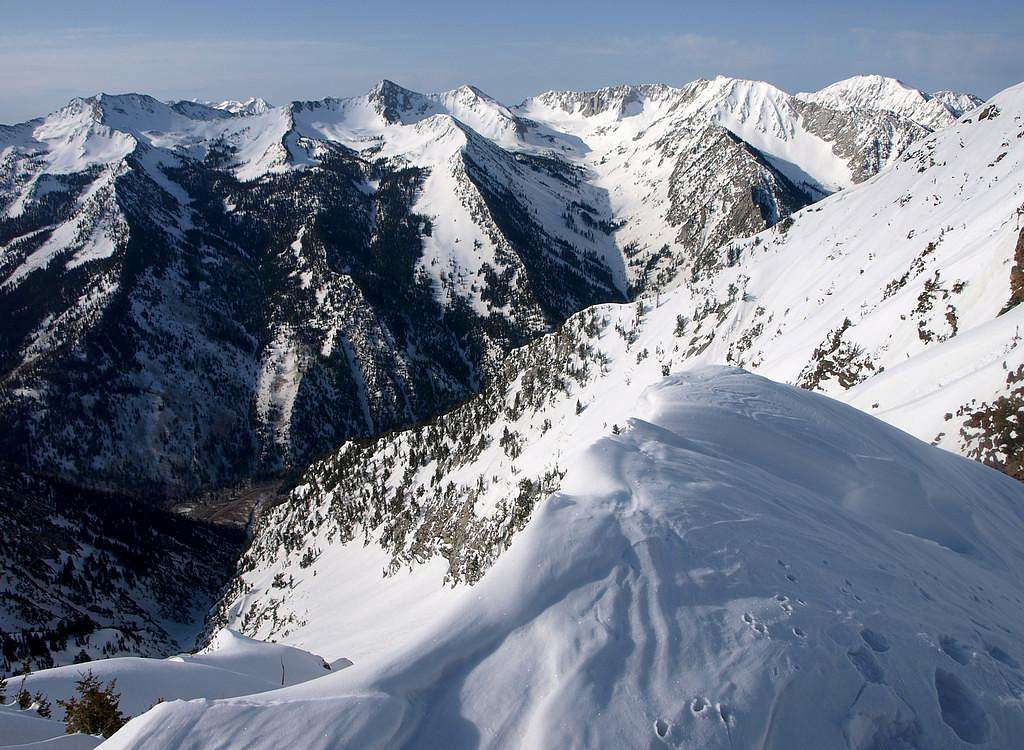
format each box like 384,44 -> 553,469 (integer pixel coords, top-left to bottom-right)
107,368 -> 1024,749
0,74 -> 979,498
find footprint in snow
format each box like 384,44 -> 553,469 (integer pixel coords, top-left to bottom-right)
774,594 -> 793,614
860,628 -> 890,653
742,612 -> 768,635
986,644 -> 1020,669
653,718 -> 669,738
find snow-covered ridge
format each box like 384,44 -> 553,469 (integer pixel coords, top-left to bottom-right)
104,369 -> 1024,749
1,74 -> 981,298
206,96 -> 273,116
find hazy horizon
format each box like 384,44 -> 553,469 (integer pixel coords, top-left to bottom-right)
2,0 -> 1022,124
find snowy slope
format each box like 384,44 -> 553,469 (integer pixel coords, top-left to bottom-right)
0,702 -> 101,750
0,629 -> 338,749
102,369 -> 1024,749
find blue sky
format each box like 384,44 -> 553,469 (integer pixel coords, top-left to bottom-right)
1,0 -> 1021,123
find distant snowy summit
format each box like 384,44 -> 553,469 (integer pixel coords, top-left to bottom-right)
796,73 -> 982,130
206,96 -> 273,116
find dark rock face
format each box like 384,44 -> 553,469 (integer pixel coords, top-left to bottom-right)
1002,225 -> 1024,313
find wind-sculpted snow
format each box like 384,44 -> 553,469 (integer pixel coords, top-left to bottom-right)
103,369 -> 1024,749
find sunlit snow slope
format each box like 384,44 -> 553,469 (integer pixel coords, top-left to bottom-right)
104,368 -> 1024,749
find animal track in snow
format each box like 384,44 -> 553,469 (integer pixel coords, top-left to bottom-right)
986,644 -> 1020,669
653,718 -> 669,738
742,612 -> 768,635
847,646 -> 885,683
939,635 -> 971,665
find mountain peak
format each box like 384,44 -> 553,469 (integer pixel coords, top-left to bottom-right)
209,96 -> 272,116
366,79 -> 435,123
795,74 -> 977,129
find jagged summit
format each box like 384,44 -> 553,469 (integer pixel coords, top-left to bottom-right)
364,78 -> 434,123
930,88 -> 985,115
523,82 -> 681,120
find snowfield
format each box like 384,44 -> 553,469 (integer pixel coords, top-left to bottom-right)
101,368 -> 1024,749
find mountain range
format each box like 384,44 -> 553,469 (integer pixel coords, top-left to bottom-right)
4,70 -> 1024,749
0,74 -> 980,497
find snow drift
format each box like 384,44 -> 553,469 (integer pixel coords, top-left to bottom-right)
102,368 -> 1024,749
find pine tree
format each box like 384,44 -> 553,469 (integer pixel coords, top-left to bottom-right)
16,659 -> 31,710
57,671 -> 128,738
33,691 -> 52,718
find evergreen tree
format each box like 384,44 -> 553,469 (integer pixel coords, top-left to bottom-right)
16,659 -> 31,710
57,671 -> 128,738
33,691 -> 52,718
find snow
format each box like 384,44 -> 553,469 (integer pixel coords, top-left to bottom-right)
254,327 -> 305,456
4,73 -> 1023,749
2,72 -> 986,307
96,78 -> 1024,748
100,369 -> 1024,748
0,630 -> 336,749
796,74 -> 969,130
0,703 -> 102,749
206,97 -> 272,116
